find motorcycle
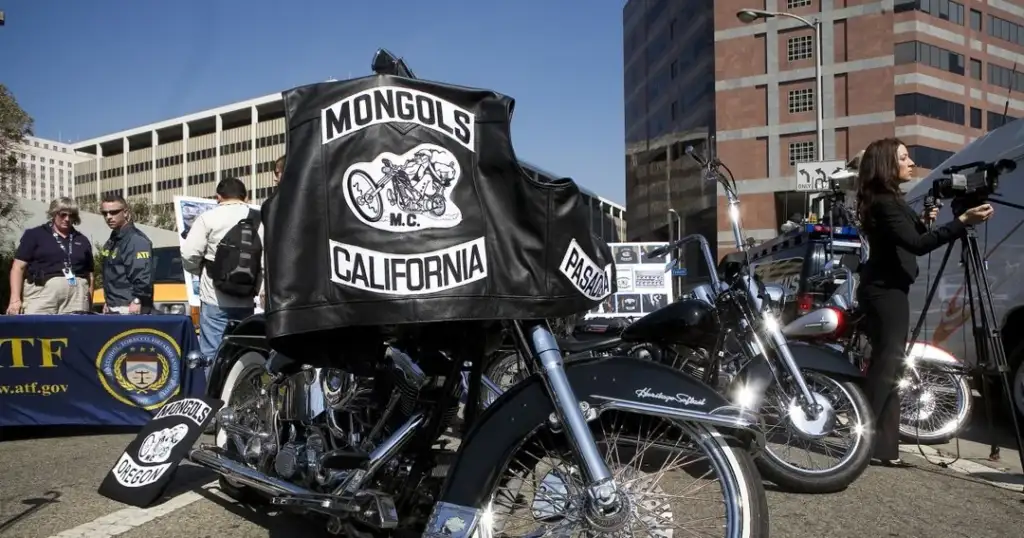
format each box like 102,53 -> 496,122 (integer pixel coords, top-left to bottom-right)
171,317 -> 771,537
488,148 -> 876,495
769,265 -> 974,444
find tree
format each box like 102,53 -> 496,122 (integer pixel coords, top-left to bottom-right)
0,84 -> 33,308
79,197 -> 176,231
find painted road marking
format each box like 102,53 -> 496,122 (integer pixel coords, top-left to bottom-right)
48,481 -> 218,538
899,443 -> 1024,492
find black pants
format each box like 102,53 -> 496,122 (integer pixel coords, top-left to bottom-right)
858,283 -> 910,460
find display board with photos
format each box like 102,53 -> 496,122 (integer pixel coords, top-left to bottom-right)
585,242 -> 674,319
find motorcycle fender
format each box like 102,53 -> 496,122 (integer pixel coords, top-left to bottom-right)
424,355 -> 755,536
205,316 -> 271,399
785,341 -> 864,379
733,341 -> 864,407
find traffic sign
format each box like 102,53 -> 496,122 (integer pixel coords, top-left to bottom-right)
795,160 -> 847,192
672,268 -> 688,277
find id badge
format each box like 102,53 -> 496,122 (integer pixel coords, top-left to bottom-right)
63,267 -> 76,286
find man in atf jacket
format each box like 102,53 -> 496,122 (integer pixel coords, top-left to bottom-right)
100,195 -> 155,314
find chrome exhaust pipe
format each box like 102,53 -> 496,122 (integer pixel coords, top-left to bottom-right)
189,445 -> 313,497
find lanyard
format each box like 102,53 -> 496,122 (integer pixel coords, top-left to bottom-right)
50,224 -> 74,269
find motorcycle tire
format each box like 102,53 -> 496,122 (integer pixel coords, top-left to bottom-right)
479,412 -> 769,538
755,372 -> 874,494
898,365 -> 974,444
214,351 -> 270,504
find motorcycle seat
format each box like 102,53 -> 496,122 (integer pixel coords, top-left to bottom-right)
556,335 -> 623,354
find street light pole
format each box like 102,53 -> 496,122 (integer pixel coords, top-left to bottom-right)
813,18 -> 824,161
737,9 -> 825,160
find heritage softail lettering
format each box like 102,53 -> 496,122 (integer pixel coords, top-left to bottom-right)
153,398 -> 212,425
321,87 -> 476,150
560,238 -> 612,301
635,387 -> 708,407
330,237 -> 488,295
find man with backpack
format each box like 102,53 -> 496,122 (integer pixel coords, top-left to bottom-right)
181,177 -> 262,369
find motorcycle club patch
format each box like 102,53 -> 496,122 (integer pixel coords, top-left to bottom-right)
98,396 -> 223,507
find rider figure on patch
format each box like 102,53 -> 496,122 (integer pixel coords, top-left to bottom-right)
404,149 -> 457,196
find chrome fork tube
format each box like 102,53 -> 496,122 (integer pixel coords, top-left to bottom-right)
740,275 -> 819,412
523,322 -> 615,498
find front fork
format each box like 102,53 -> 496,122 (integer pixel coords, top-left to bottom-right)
513,320 -> 620,510
737,276 -> 823,418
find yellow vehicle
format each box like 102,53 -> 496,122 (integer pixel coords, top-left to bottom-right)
92,245 -> 200,328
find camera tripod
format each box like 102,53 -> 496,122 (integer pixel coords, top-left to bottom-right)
907,197 -> 1024,474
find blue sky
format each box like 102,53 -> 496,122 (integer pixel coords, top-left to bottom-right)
1,0 -> 627,203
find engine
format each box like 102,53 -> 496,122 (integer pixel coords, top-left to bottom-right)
258,346 -> 462,491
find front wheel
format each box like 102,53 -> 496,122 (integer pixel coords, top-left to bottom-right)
755,371 -> 874,494
479,412 -> 769,538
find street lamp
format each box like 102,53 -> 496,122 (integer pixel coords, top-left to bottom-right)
737,8 -> 824,161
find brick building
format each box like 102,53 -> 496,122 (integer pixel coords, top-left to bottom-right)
625,0 -> 1024,268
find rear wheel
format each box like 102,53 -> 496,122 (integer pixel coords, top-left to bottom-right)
480,412 -> 769,538
215,352 -> 270,503
898,363 -> 973,444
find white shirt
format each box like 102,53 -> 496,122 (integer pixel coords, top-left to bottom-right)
180,200 -> 258,308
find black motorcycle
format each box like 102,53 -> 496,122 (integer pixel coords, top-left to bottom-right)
489,148 -> 876,495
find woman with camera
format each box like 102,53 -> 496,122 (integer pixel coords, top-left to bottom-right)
856,138 -> 993,466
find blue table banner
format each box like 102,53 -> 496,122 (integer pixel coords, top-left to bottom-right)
0,315 -> 205,427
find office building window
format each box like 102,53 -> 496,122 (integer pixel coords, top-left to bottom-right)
789,141 -> 816,165
908,146 -> 954,170
970,58 -> 982,80
970,9 -> 982,31
894,0 -> 964,25
894,93 -> 965,125
788,88 -> 815,113
787,36 -> 814,61
988,111 -> 1017,131
989,15 -> 1024,47
970,107 -> 982,129
787,0 -> 811,8
894,41 -> 965,75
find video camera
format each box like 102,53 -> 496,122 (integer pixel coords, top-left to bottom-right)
930,158 -> 1016,215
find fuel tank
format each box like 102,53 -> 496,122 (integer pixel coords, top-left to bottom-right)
620,299 -> 720,349
782,306 -> 842,338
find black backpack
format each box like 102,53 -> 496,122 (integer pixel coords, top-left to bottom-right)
208,209 -> 262,297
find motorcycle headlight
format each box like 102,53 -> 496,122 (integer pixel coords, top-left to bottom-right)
159,303 -> 187,315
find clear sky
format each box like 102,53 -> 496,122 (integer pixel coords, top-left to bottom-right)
1,0 -> 626,203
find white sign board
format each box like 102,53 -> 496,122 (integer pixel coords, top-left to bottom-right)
795,160 -> 847,192
173,196 -> 263,311
584,242 -> 674,320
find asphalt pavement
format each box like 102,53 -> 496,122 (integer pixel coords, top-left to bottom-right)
1,426 -> 1023,538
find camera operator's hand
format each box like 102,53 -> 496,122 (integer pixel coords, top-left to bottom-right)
958,204 -> 994,225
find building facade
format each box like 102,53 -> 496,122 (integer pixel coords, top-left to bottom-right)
6,135 -> 88,203
627,0 -> 1023,262
72,92 -> 626,243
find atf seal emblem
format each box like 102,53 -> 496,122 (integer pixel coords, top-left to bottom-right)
97,328 -> 182,410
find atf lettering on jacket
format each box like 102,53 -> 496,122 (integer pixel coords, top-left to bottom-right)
321,87 -> 476,150
560,238 -> 612,301
329,237 -> 488,295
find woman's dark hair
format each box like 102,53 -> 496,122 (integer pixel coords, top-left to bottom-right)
856,137 -> 905,227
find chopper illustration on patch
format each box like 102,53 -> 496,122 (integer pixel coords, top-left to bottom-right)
343,143 -> 463,233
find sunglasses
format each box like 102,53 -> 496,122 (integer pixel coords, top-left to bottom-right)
101,209 -> 125,217
56,212 -> 75,220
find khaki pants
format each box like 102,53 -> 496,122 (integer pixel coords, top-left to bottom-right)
22,277 -> 92,314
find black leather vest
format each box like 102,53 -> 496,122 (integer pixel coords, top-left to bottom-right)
262,74 -> 615,345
